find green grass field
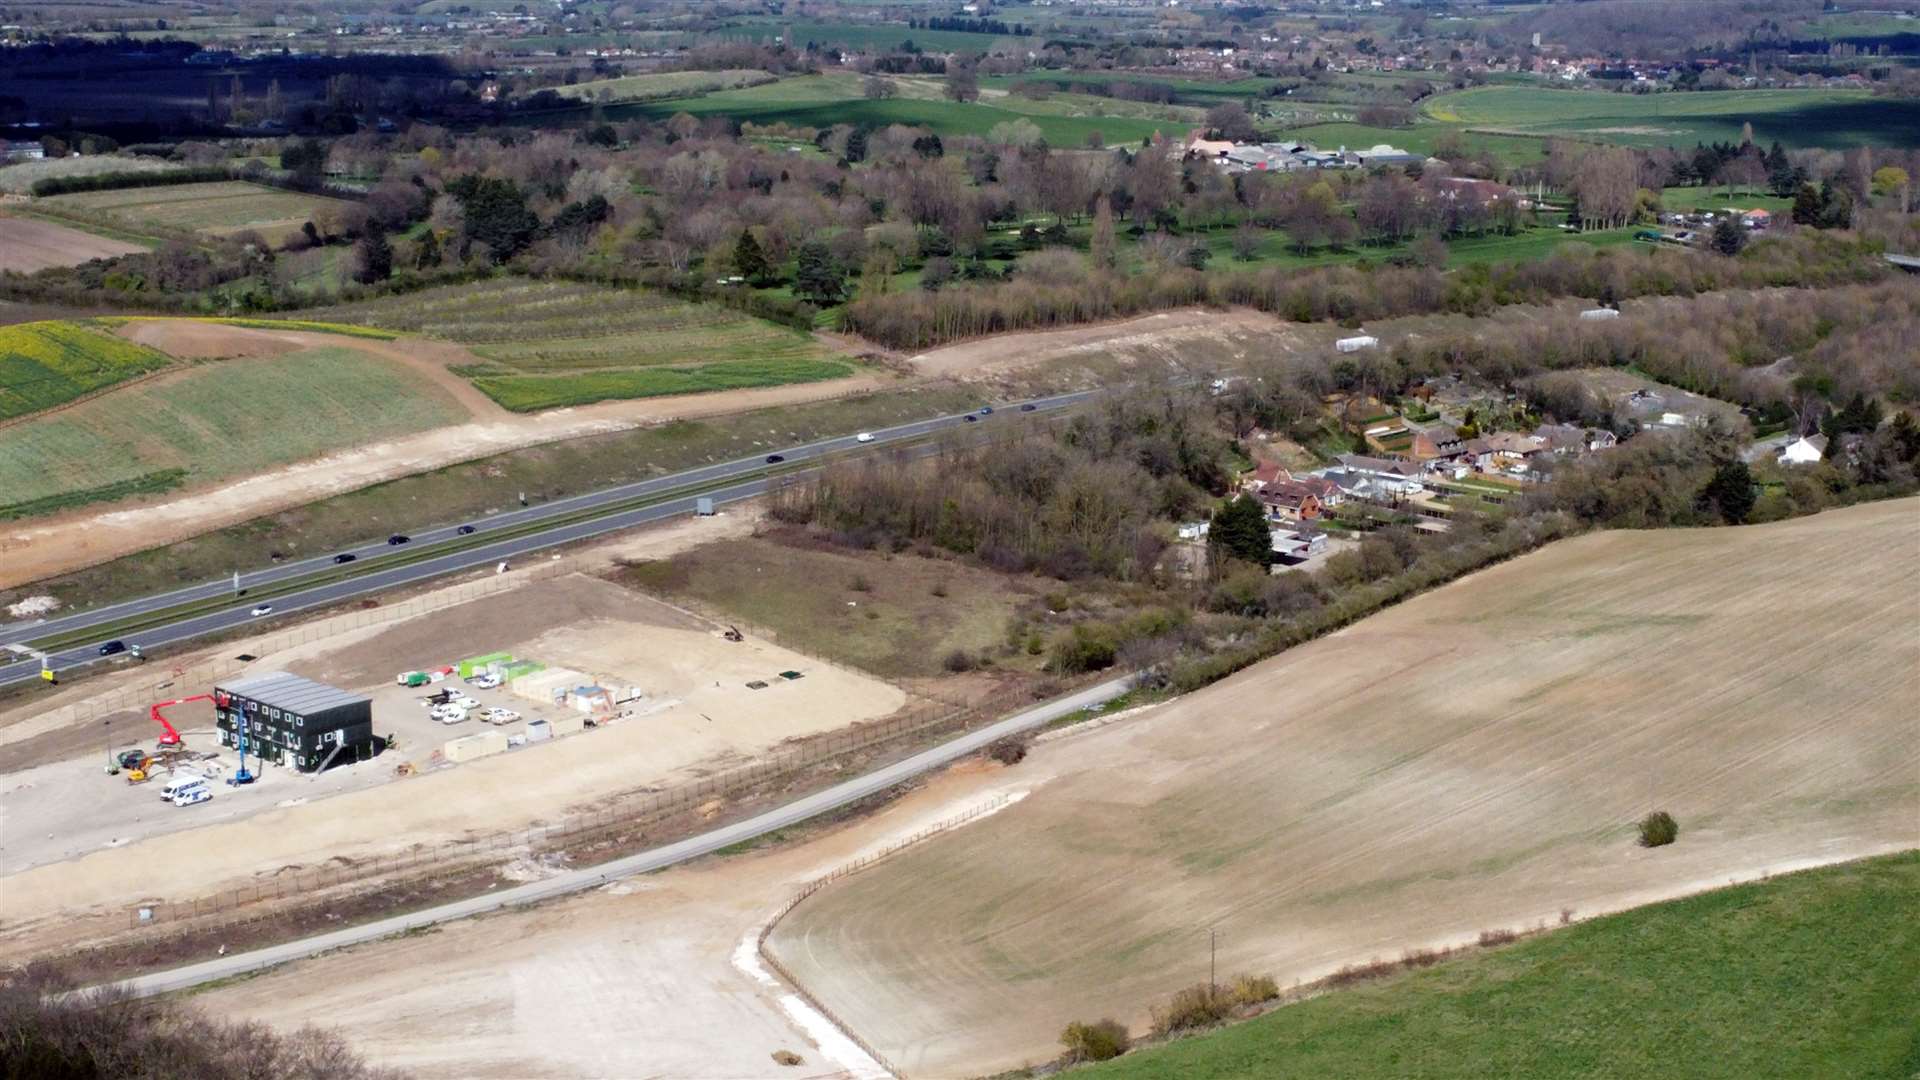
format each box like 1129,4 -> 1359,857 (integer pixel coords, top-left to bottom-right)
1087,853 -> 1920,1080
612,73 -> 1173,146
1422,86 -> 1920,150
0,346 -> 466,507
718,17 -> 1025,52
40,181 -> 355,245
552,68 -> 776,103
0,321 -> 173,421
302,278 -> 855,412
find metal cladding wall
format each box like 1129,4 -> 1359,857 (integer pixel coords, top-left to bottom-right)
213,671 -> 374,773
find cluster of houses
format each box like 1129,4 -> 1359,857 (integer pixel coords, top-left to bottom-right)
1186,136 -> 1426,173
1237,420 -> 1622,531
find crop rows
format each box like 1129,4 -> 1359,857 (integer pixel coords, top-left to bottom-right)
473,357 -> 854,412
0,320 -> 173,421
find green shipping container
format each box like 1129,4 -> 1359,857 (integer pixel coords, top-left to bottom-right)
456,652 -> 513,678
400,671 -> 429,687
502,660 -> 545,680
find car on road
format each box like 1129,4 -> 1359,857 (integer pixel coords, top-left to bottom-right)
387,534 -> 410,545
457,525 -> 476,535
963,415 -> 978,423
856,432 -> 875,443
98,640 -> 127,656
979,406 -> 994,415
1019,403 -> 1037,412
249,605 -> 273,617
333,553 -> 357,564
765,454 -> 785,463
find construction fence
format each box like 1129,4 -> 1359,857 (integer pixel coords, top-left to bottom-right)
126,682 -> 1069,932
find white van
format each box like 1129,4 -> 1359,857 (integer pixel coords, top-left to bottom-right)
172,787 -> 213,807
159,775 -> 209,801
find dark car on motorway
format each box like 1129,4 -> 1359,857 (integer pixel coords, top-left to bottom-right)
333,553 -> 357,564
98,640 -> 127,656
963,415 -> 978,423
1019,403 -> 1037,412
388,534 -> 410,545
457,525 -> 477,535
766,454 -> 785,463
979,406 -> 994,415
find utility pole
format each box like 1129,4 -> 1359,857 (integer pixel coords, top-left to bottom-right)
1209,927 -> 1218,997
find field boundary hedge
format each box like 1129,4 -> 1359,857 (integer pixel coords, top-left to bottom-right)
0,468 -> 189,520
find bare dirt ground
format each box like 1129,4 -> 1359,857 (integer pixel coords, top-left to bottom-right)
188,764 -> 1034,1080
907,307 -> 1333,381
0,509 -> 910,959
0,319 -> 894,588
0,213 -> 143,272
768,500 -> 1920,1076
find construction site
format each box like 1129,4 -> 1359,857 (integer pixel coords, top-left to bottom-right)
0,519 -> 914,967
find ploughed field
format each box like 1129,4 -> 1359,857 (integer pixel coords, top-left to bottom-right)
767,500 -> 1920,1075
301,279 -> 855,411
1420,86 -> 1920,149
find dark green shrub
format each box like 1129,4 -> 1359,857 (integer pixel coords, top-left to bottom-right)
1639,810 -> 1679,847
1048,622 -> 1117,673
1059,1018 -> 1130,1063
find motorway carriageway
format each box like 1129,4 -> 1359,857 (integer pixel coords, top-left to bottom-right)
1,390 -> 1098,689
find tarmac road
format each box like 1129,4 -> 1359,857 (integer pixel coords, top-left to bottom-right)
0,391 -> 1098,688
102,673 -> 1135,999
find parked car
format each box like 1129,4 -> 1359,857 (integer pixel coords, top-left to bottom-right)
765,454 -> 785,463
333,553 -> 357,564
472,674 -> 501,690
98,640 -> 127,656
249,605 -> 273,617
856,432 -> 875,443
457,525 -> 476,535
387,534 -> 410,545
453,695 -> 479,709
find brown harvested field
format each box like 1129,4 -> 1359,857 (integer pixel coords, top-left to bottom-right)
0,213 -> 145,272
768,499 -> 1920,1076
907,307 -> 1340,383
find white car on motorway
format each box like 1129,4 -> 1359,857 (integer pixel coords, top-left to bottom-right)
249,605 -> 273,617
856,432 -> 875,443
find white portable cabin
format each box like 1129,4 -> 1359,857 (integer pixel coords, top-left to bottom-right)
1578,308 -> 1620,321
1335,335 -> 1379,353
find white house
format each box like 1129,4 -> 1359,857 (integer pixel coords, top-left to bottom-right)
1777,434 -> 1828,466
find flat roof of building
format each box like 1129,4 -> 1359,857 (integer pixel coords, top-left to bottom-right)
219,670 -> 370,714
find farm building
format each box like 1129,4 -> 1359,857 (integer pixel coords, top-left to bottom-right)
214,671 -> 375,773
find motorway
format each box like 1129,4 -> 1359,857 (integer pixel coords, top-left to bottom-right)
0,389 -> 1099,689
105,673 -> 1134,999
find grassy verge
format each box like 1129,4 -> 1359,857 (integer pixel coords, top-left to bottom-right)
12,384 -> 983,612
1080,852 -> 1920,1080
472,358 -> 856,412
96,316 -> 401,340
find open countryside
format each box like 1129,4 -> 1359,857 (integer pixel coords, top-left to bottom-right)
1088,853 -> 1920,1080
0,345 -> 466,512
1423,86 -> 1920,149
769,501 -> 1920,1075
2,0 -> 1918,1074
302,278 -> 859,410
40,181 -> 357,245
0,320 -> 172,420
